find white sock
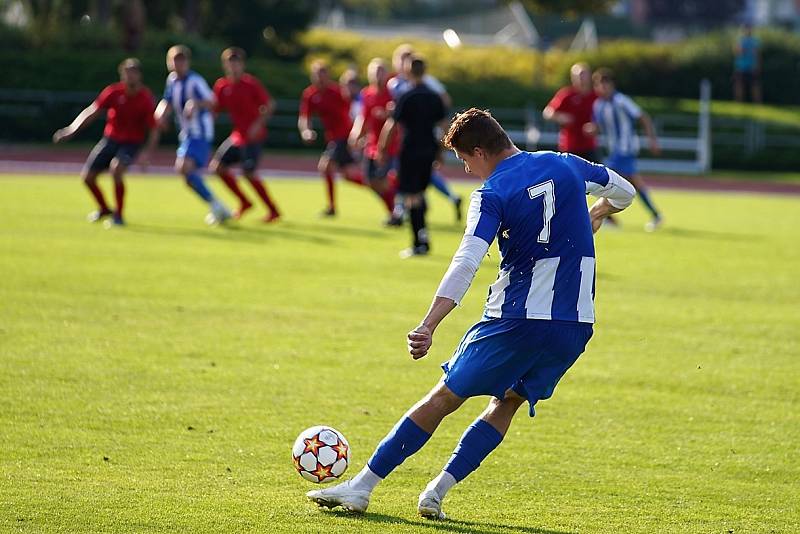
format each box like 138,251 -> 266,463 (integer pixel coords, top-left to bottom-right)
425,471 -> 457,500
348,465 -> 383,493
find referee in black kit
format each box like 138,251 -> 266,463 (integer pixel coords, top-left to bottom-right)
378,56 -> 447,258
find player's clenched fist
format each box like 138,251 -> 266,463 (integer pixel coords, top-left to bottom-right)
407,324 -> 432,360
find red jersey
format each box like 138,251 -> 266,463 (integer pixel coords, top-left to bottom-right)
299,82 -> 352,142
94,82 -> 155,144
214,73 -> 271,146
546,86 -> 598,153
360,85 -> 399,159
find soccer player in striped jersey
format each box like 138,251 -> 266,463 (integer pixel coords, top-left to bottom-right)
154,45 -> 230,225
52,58 -> 158,227
588,68 -> 663,231
307,109 -> 636,518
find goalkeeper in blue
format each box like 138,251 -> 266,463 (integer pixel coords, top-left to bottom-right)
307,108 -> 636,519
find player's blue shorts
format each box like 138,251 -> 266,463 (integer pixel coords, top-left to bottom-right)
604,153 -> 637,177
177,138 -> 211,168
442,318 -> 593,416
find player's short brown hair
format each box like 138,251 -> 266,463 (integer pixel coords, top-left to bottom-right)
167,44 -> 191,62
593,67 -> 614,84
409,56 -> 426,78
443,108 -> 512,156
118,57 -> 141,75
310,59 -> 328,72
221,47 -> 246,62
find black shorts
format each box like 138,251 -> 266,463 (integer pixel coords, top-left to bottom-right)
398,149 -> 435,194
214,138 -> 262,172
86,137 -> 142,172
323,140 -> 355,167
365,156 -> 396,182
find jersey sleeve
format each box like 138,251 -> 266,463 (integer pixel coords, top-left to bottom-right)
392,93 -> 407,122
435,188 -> 499,305
212,79 -> 225,111
162,75 -> 174,101
298,90 -> 311,118
192,75 -> 214,102
94,85 -> 116,109
423,75 -> 447,95
465,187 -> 502,246
546,87 -> 570,111
618,94 -> 642,120
253,78 -> 270,107
144,90 -> 156,129
565,154 -> 636,209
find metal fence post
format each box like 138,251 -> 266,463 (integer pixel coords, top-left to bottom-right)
698,79 -> 712,174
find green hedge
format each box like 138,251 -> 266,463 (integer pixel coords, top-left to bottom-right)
3,25 -> 800,170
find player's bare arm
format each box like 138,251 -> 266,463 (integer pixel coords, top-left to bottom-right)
184,96 -> 215,119
377,117 -> 398,163
543,106 -> 574,126
154,99 -> 173,130
639,112 -> 661,155
53,103 -> 103,143
348,113 -> 366,149
247,100 -> 274,141
138,127 -> 161,172
408,296 -> 457,360
297,115 -> 316,144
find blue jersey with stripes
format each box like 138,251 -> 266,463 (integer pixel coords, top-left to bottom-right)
468,151 -> 609,324
593,92 -> 642,157
163,70 -> 214,142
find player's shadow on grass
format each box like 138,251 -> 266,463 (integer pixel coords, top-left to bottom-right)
324,509 -> 574,534
659,226 -> 756,241
287,221 -> 388,239
126,223 -> 333,245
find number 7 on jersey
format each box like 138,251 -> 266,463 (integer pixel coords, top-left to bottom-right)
527,180 -> 555,244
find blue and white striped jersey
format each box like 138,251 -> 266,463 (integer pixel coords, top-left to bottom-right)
163,70 -> 214,142
467,151 -> 612,324
593,92 -> 642,157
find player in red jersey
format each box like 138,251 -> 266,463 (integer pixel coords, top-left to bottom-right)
53,58 -> 158,226
210,47 -> 280,223
298,60 -> 367,217
542,62 -> 598,162
349,58 -> 401,225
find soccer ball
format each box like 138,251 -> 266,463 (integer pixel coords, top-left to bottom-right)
292,426 -> 350,483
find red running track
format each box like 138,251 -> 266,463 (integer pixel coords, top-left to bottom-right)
2,144 -> 799,195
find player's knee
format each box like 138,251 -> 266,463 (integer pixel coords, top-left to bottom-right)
425,384 -> 463,414
209,159 -> 220,174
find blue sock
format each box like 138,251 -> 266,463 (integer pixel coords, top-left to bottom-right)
367,417 -> 431,478
186,172 -> 214,203
430,171 -> 456,201
443,419 -> 503,482
637,187 -> 659,218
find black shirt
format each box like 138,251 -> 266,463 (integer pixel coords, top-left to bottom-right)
393,84 -> 446,154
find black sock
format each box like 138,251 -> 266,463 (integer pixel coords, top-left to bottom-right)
409,205 -> 428,249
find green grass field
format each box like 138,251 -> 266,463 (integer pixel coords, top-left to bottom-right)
1,174 -> 798,533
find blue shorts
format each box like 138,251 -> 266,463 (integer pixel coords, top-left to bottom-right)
442,318 -> 593,416
604,153 -> 637,177
177,138 -> 211,168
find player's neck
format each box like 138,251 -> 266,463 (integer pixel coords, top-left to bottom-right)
487,147 -> 521,174
125,82 -> 140,94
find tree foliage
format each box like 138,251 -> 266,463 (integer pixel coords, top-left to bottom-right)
513,0 -> 615,15
643,0 -> 746,28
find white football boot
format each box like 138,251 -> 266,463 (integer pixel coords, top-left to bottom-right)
307,481 -> 370,513
417,489 -> 447,520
